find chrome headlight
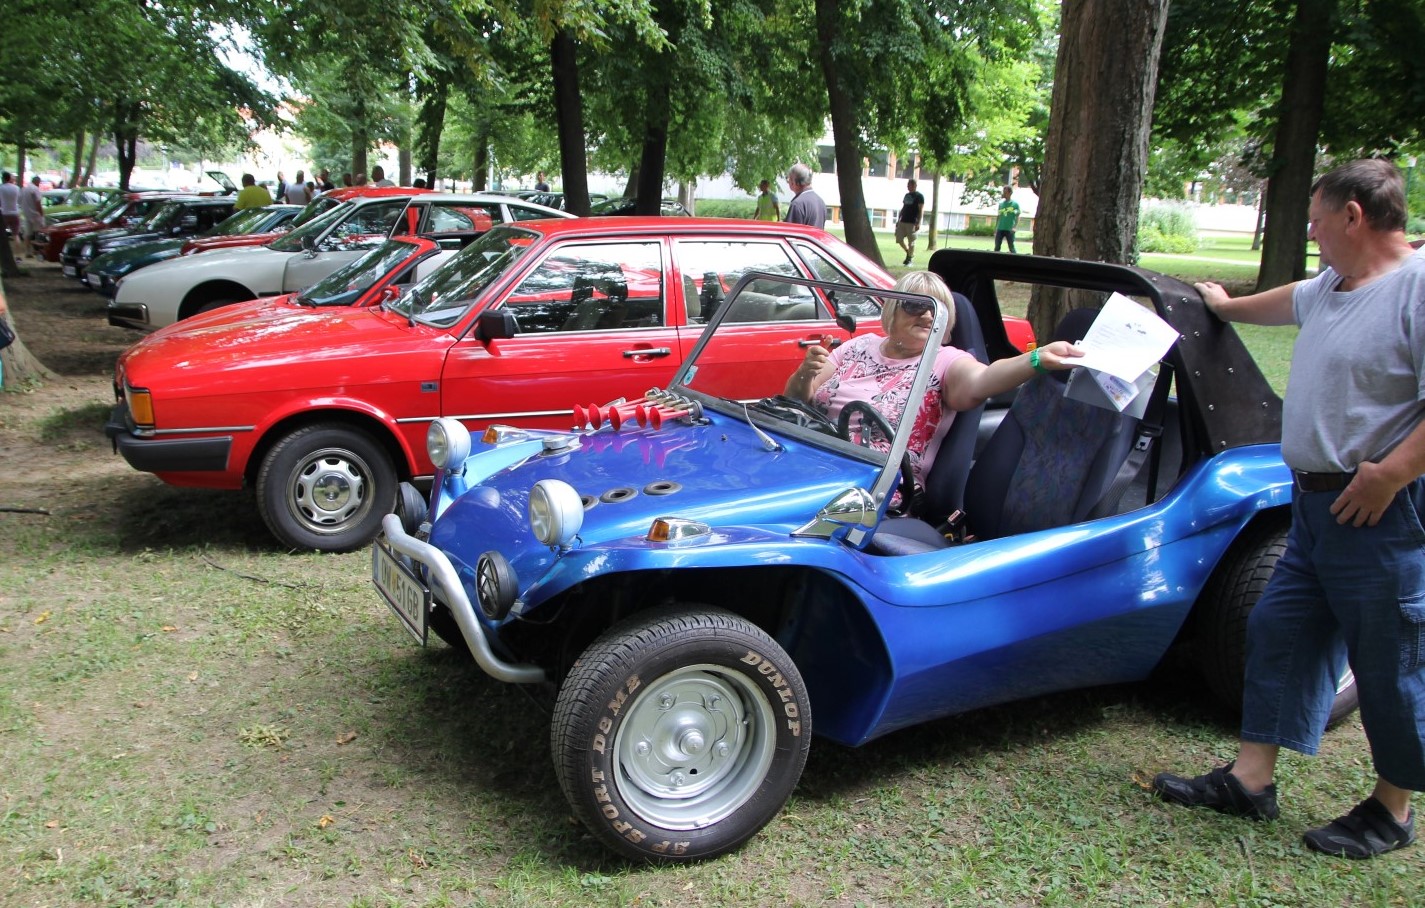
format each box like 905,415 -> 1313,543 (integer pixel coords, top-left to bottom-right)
427,417 -> 471,470
529,479 -> 583,548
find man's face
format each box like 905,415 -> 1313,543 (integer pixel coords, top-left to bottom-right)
1307,190 -> 1348,270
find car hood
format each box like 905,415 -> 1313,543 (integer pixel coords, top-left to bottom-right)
91,239 -> 183,272
426,416 -> 880,606
185,232 -> 281,254
74,226 -> 130,246
97,230 -> 164,250
119,303 -> 418,381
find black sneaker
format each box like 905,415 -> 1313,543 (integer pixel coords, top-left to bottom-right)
903,254 -> 912,266
1152,761 -> 1279,820
1303,798 -> 1415,858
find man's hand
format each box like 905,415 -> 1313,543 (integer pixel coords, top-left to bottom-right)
1330,461 -> 1402,527
1194,281 -> 1230,317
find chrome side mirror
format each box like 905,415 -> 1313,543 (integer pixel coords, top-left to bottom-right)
792,488 -> 878,539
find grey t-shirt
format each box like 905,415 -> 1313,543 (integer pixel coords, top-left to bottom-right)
1284,252 -> 1425,472
785,189 -> 828,229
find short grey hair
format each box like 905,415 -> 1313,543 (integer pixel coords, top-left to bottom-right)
788,163 -> 813,189
881,270 -> 956,337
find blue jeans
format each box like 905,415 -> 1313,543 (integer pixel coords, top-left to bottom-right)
1241,479 -> 1425,791
994,229 -> 1016,253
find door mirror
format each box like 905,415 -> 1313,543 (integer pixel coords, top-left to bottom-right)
475,308 -> 519,340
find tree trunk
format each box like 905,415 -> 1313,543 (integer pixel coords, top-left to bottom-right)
398,146 -> 412,187
473,132 -> 490,191
0,280 -> 60,387
83,131 -> 100,185
69,130 -> 85,187
927,175 -> 940,251
1028,0 -> 1171,340
550,29 -> 593,216
1252,187 -> 1266,250
634,92 -> 670,216
1255,0 -> 1334,291
816,0 -> 882,266
415,76 -> 448,188
114,101 -> 140,191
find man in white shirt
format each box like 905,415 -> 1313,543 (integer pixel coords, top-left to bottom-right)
20,176 -> 45,253
0,172 -> 21,259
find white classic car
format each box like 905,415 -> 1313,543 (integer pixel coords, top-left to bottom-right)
107,192 -> 572,330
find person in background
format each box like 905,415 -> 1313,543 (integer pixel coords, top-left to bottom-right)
341,172 -> 353,188
895,179 -> 925,266
754,179 -> 780,222
285,170 -> 310,205
275,171 -> 286,202
1,172 -> 22,259
234,173 -> 273,210
412,178 -> 427,189
1153,158 -> 1423,860
371,166 -> 394,188
535,171 -> 550,192
994,186 -> 1021,253
784,163 -> 827,229
318,169 -> 335,192
20,175 -> 45,256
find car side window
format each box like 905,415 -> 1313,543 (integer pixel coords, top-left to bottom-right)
674,241 -> 819,324
794,242 -> 882,319
501,242 -> 664,334
423,204 -> 497,235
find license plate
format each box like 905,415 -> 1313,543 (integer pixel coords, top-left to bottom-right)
372,539 -> 429,645
62,264 -> 75,276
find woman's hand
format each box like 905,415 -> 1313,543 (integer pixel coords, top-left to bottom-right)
1034,340 -> 1084,371
784,341 -> 832,399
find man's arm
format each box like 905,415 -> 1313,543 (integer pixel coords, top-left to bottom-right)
1334,418 -> 1425,526
1194,280 -> 1299,326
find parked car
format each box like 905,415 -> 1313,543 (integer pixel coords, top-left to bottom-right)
178,186 -> 422,257
84,204 -> 301,297
61,196 -> 238,281
43,187 -> 126,223
30,191 -> 176,262
590,196 -> 693,217
106,219 -> 1023,554
507,190 -> 607,211
106,190 -> 565,331
368,251 -> 1360,863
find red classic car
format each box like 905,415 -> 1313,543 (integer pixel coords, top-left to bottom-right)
177,186 -> 431,256
107,219 -> 1033,553
30,191 -> 176,261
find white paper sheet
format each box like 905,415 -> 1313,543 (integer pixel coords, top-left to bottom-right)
1065,292 -> 1179,383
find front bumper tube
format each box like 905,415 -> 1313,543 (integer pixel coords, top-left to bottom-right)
379,513 -> 546,685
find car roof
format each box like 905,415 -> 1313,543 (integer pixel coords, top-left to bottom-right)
323,186 -> 434,201
509,216 -> 840,240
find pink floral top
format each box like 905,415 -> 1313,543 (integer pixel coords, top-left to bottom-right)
811,334 -> 971,487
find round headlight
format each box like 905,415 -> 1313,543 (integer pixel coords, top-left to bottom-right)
529,479 -> 584,548
427,417 -> 471,470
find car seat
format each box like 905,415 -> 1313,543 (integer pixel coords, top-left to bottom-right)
561,274 -> 629,331
961,307 -> 1140,540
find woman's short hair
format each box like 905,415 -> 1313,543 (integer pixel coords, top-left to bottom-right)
882,270 -> 957,338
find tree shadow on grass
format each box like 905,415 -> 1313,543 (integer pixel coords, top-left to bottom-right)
99,477 -> 277,553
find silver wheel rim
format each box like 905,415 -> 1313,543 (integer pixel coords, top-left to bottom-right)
287,445 -> 372,535
612,663 -> 777,830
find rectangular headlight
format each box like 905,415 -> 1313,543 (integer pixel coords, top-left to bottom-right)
127,388 -> 155,428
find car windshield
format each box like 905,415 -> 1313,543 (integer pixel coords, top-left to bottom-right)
91,194 -> 127,220
268,201 -> 352,252
136,201 -> 182,232
296,239 -> 423,307
389,225 -> 536,327
677,274 -> 945,467
207,206 -> 269,237
290,194 -> 342,228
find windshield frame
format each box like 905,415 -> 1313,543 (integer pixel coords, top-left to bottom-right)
294,237 -> 433,308
676,271 -> 947,513
388,224 -> 540,328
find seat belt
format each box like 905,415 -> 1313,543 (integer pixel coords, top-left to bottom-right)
1088,362 -> 1174,520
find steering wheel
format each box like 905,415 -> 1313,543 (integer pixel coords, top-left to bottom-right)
754,395 -> 840,436
837,400 -> 896,449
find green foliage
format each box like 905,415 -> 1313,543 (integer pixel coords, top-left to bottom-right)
956,221 -> 997,237
1138,202 -> 1199,253
692,199 -> 755,218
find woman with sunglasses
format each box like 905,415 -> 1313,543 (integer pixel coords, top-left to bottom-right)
784,270 -> 1082,489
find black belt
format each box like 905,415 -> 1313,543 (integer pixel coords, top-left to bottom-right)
1293,470 -> 1355,493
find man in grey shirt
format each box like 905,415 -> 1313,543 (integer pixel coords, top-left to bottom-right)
784,163 -> 827,229
1154,159 -> 1423,859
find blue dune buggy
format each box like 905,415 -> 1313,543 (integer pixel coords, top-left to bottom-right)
372,250 -> 1355,862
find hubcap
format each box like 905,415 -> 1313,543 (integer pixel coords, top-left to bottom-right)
289,447 -> 371,533
613,663 -> 776,829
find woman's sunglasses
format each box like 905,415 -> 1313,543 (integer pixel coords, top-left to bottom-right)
898,298 -> 934,317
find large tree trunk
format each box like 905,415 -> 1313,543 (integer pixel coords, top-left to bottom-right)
83,131 -> 100,185
114,101 -> 140,191
1255,0 -> 1334,291
816,0 -> 882,266
550,29 -> 592,216
0,280 -> 60,386
634,88 -> 670,216
69,130 -> 85,187
1028,0 -> 1171,340
415,76 -> 448,188
472,132 -> 490,191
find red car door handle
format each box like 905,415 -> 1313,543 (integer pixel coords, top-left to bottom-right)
623,347 -> 672,358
